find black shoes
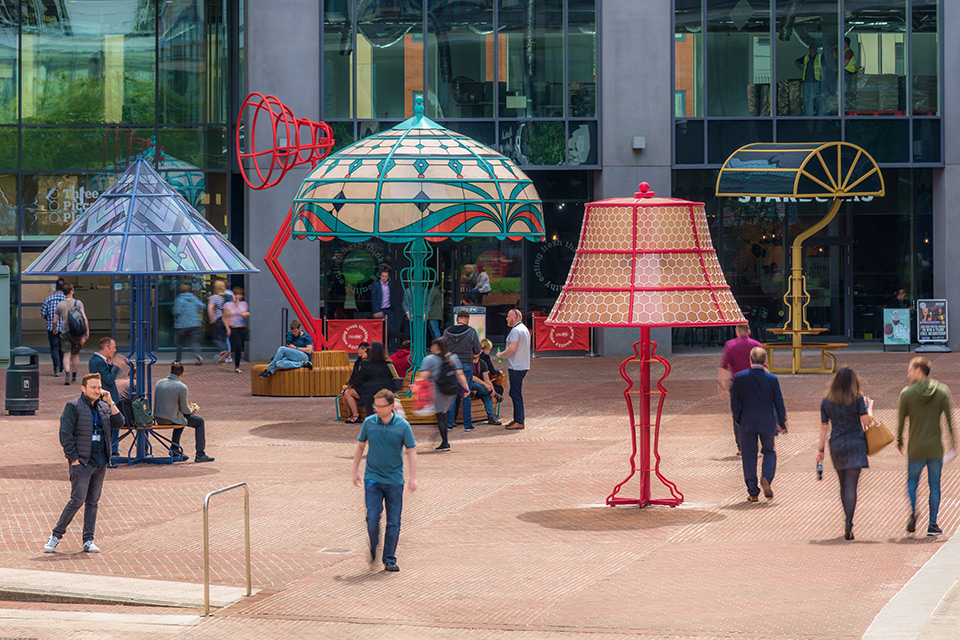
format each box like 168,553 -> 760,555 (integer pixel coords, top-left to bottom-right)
487,418 -> 502,426
760,477 -> 773,499
195,454 -> 215,463
435,443 -> 451,452
384,562 -> 399,572
258,370 -> 272,378
844,524 -> 854,540
107,461 -> 117,469
302,361 -> 313,370
927,524 -> 943,537
907,511 -> 917,533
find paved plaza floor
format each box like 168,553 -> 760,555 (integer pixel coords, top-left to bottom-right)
1,348 -> 959,639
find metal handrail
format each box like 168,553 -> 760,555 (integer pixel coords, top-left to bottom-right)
203,482 -> 252,616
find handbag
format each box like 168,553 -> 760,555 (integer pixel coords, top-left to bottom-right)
865,417 -> 894,455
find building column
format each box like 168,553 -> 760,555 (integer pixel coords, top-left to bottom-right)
243,1 -> 322,360
595,0 -> 674,357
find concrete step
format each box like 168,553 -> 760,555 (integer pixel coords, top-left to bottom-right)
0,568 -> 255,609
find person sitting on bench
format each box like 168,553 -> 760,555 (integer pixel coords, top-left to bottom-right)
154,363 -> 214,463
342,342 -> 370,424
259,319 -> 315,378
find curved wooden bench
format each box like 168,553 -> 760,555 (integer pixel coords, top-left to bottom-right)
338,371 -> 503,425
251,350 -> 352,397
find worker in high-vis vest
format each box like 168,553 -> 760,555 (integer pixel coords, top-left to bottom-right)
795,43 -> 822,115
842,37 -> 858,74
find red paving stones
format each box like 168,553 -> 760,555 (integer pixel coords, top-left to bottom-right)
0,350 -> 957,638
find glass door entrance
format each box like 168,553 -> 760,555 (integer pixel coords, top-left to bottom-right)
801,238 -> 852,340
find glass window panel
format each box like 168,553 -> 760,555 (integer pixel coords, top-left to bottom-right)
160,0 -> 228,124
567,121 -> 597,166
707,119 -> 772,165
706,0 -> 771,117
568,0 -> 596,118
459,237 -> 521,336
158,126 -> 228,169
0,173 -> 15,240
499,121 -> 564,166
774,0 -> 839,117
356,1 -> 423,120
844,1 -> 906,115
913,119 -> 941,164
22,126 -> 156,172
20,0 -> 156,124
0,249 -> 17,347
0,5 -> 16,123
675,120 -> 704,165
0,126 -> 16,171
498,0 -> 564,118
160,170 -> 228,233
776,119 -> 840,143
21,173 -> 120,240
427,0 -> 493,119
844,119 -> 908,164
675,0 -> 702,117
328,121 -> 356,154
912,0 -> 939,115
445,121 -> 495,148
324,0 -> 356,118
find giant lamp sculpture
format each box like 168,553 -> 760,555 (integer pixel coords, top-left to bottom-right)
716,142 -> 884,373
547,183 -> 744,507
291,96 -> 545,368
25,158 -> 258,464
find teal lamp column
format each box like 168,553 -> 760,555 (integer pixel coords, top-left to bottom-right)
292,96 -> 545,375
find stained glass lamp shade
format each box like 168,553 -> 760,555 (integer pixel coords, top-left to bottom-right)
547,183 -> 745,508
290,96 -> 544,367
25,158 -> 257,276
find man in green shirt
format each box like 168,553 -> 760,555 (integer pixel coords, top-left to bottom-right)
897,357 -> 956,536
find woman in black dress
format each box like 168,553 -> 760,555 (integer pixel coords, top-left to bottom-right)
816,367 -> 873,540
353,341 -> 401,416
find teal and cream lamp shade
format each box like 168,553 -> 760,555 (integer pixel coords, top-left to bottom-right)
291,96 -> 545,243
25,158 -> 257,276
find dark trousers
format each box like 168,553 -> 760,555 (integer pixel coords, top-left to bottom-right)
740,430 -> 777,496
175,326 -> 201,362
733,418 -> 741,451
447,364 -> 475,429
365,479 -> 403,564
231,326 -> 248,365
52,463 -> 106,542
508,369 -> 527,424
172,414 -> 207,455
47,330 -> 63,374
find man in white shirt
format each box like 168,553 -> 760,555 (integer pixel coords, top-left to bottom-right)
496,308 -> 530,430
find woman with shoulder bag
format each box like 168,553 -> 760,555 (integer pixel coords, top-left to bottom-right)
354,341 -> 402,416
416,337 -> 470,452
816,367 -> 872,540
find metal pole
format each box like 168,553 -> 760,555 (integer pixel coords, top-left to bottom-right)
202,482 -> 251,616
400,238 -> 436,378
639,326 -> 651,507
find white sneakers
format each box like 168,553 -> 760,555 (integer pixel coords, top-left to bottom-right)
43,535 -> 60,553
83,540 -> 100,553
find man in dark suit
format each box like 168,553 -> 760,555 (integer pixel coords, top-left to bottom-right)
371,268 -> 404,349
88,337 -> 126,466
730,347 -> 788,502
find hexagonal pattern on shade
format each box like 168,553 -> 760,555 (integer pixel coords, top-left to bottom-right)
290,97 -> 544,243
547,184 -> 745,328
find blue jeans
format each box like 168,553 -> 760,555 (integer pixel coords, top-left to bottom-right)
447,364 -> 474,428
265,346 -> 309,373
471,381 -> 496,419
508,369 -> 527,424
740,430 -> 777,496
428,319 -> 441,340
364,480 -> 404,564
907,458 -> 943,525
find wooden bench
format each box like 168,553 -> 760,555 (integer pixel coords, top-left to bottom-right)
250,350 -> 352,397
763,342 -> 849,374
338,371 -> 503,425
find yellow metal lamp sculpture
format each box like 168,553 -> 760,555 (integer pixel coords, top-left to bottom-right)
716,142 -> 885,373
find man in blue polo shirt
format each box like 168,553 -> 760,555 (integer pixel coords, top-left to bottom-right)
351,389 -> 417,572
258,319 -> 314,378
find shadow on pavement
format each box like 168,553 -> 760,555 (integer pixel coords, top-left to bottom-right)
517,506 -> 724,531
809,537 -> 881,545
251,421 -> 360,442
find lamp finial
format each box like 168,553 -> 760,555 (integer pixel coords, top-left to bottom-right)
635,182 -> 654,198
414,94 -> 425,118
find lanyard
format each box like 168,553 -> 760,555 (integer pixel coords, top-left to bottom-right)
91,406 -> 101,433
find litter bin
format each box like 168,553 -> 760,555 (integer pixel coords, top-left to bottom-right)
5,346 -> 40,416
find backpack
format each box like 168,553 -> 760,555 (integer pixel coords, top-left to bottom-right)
130,396 -> 154,428
67,300 -> 86,337
436,357 -> 461,395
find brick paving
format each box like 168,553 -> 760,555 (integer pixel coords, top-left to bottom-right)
0,349 -> 957,638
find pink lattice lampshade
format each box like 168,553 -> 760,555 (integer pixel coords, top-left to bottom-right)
547,183 -> 745,327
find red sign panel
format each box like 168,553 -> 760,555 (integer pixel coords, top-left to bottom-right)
533,317 -> 589,352
326,319 -> 385,353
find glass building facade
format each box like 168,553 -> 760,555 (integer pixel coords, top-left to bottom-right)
672,0 -> 941,341
0,0 -> 241,352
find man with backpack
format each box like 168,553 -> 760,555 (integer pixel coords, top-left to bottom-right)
54,283 -> 89,385
41,278 -> 66,377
